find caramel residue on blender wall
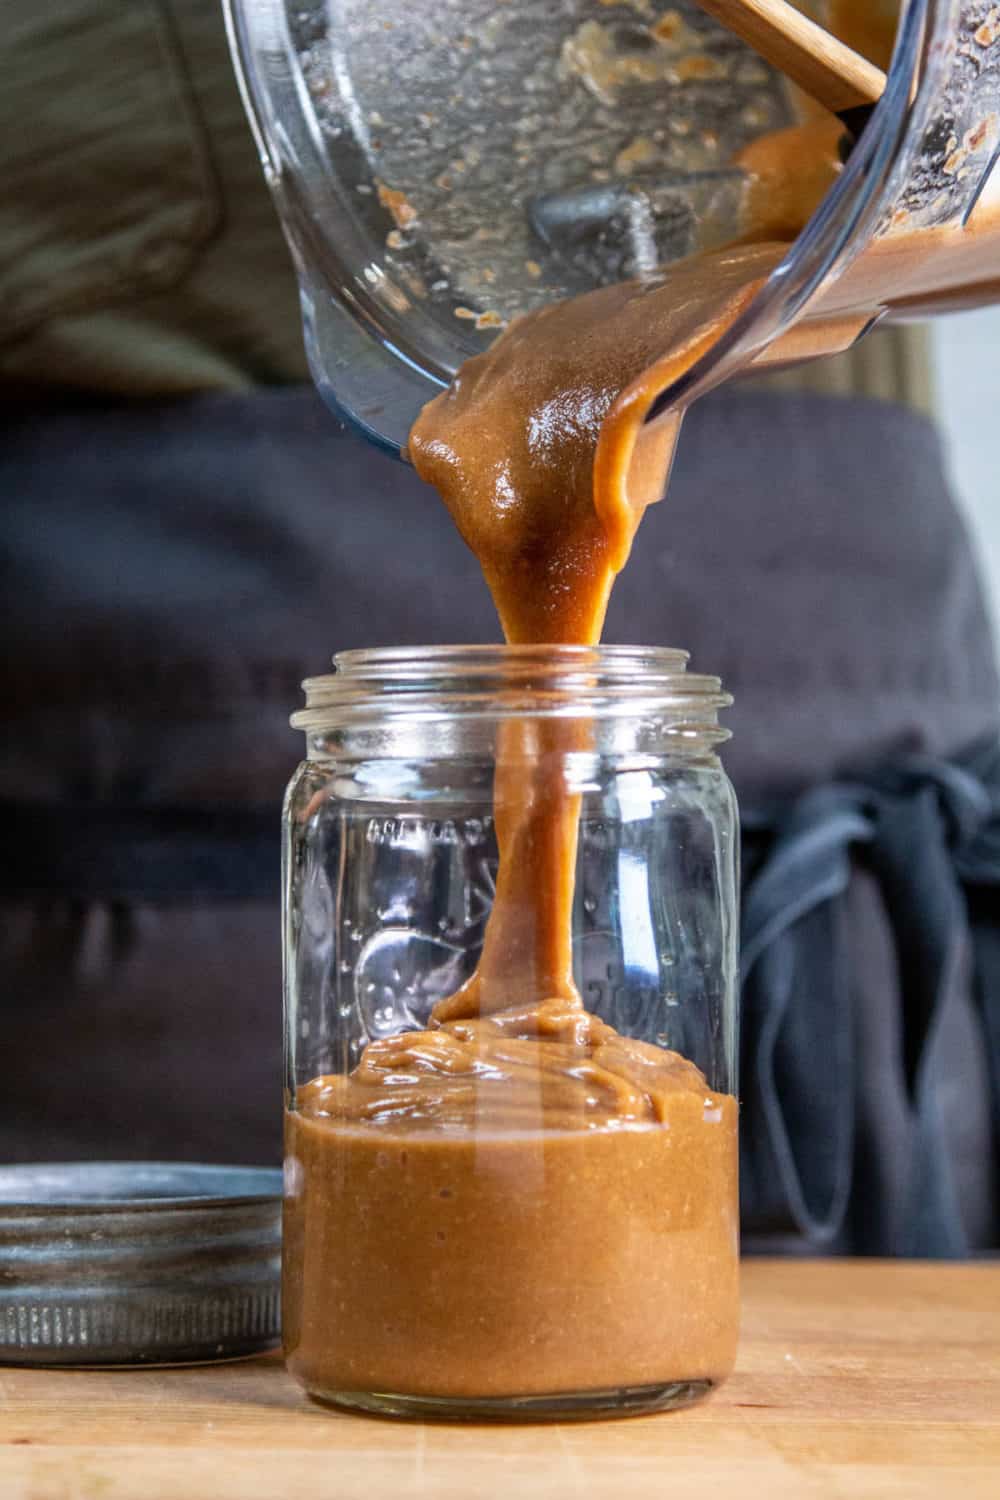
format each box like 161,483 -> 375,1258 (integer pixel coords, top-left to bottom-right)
376,179 -> 418,229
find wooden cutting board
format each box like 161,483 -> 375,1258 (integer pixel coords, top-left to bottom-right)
1,1259 -> 998,1499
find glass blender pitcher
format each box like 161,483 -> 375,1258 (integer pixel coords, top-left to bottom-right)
224,1 -> 1000,451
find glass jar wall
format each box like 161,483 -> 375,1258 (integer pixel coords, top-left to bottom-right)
282,645 -> 740,1420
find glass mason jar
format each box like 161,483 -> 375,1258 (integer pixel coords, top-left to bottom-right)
282,646 -> 740,1420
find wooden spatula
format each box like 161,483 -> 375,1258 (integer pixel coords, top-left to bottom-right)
695,0 -> 887,118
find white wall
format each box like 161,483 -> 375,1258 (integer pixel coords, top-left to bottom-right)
932,309 -> 1000,648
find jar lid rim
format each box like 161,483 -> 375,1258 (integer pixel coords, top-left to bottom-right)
292,644 -> 732,735
328,644 -> 691,672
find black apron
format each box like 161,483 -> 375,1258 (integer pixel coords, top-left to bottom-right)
4,385 -> 999,1256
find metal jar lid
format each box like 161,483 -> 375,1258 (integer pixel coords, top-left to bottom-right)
0,1162 -> 282,1366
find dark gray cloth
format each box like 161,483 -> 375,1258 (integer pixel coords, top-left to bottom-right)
740,744 -> 1000,1258
5,387 -> 997,805
3,385 -> 999,1255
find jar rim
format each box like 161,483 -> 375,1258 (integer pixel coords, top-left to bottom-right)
292,644 -> 732,739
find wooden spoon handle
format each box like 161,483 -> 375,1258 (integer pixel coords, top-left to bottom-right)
695,0 -> 887,114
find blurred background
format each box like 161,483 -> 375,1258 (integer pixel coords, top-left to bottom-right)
935,310 -> 1000,646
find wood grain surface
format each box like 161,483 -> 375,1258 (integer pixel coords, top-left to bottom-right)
695,0 -> 887,112
1,1260 -> 998,1500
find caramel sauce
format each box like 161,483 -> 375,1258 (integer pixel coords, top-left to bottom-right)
827,0 -> 900,68
284,244 -> 762,1402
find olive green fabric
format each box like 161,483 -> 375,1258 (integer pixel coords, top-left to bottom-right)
1,0 -> 308,394
0,0 -> 932,411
